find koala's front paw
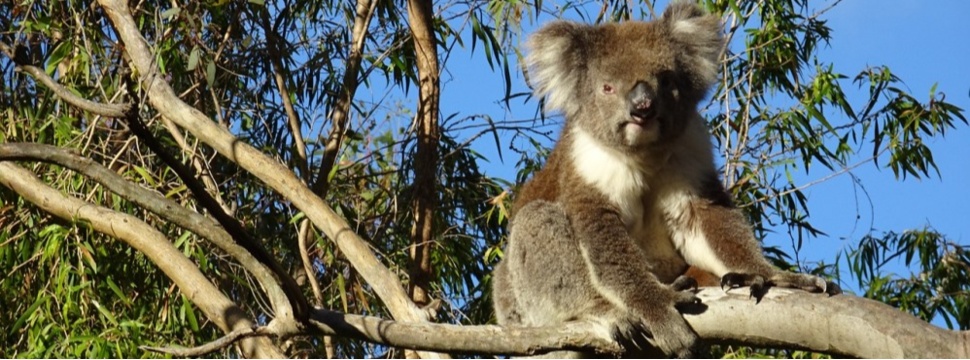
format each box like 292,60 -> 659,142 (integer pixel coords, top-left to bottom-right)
721,271 -> 842,299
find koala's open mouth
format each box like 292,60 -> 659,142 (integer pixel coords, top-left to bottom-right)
627,108 -> 658,128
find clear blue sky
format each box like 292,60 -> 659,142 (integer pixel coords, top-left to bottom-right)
779,1 -> 970,266
437,0 -> 970,290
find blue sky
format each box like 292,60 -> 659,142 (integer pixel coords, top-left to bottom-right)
784,1 -> 970,263
436,0 -> 970,290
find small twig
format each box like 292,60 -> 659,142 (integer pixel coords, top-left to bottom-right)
140,326 -> 270,357
312,0 -> 378,196
0,42 -> 131,117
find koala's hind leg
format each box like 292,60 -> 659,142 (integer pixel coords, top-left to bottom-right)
498,200 -> 596,324
493,200 -> 604,358
491,261 -> 522,326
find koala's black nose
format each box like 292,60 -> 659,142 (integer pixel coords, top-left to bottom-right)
628,82 -> 656,120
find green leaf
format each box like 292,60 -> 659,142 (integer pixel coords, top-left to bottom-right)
181,296 -> 199,332
106,277 -> 131,306
92,300 -> 118,326
160,7 -> 180,20
205,61 -> 216,87
10,294 -> 47,336
45,42 -> 73,74
132,166 -> 156,187
187,46 -> 201,71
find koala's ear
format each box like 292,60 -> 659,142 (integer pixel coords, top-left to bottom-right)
526,21 -> 593,116
662,1 -> 723,88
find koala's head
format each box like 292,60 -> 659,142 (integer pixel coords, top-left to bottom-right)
526,1 -> 722,149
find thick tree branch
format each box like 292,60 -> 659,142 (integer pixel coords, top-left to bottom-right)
97,0 -> 431,328
0,162 -> 285,358
403,1 -> 443,356
307,309 -> 624,357
687,287 -> 968,358
301,288 -> 967,358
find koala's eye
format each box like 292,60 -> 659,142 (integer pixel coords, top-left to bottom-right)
602,84 -> 616,94
658,75 -> 673,89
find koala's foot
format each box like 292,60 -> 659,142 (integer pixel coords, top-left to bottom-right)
613,289 -> 703,358
637,306 -> 703,359
721,272 -> 842,300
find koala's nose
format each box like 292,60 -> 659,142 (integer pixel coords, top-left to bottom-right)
628,82 -> 655,119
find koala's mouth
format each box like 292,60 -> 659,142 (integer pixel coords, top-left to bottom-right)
626,109 -> 658,128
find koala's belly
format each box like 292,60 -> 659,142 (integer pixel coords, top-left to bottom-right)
629,213 -> 688,283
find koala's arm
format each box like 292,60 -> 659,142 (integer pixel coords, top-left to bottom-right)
668,173 -> 839,295
561,193 -> 701,357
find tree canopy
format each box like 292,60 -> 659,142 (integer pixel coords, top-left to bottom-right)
1,0 -> 967,358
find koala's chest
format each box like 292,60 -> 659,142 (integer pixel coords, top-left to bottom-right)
624,197 -> 686,283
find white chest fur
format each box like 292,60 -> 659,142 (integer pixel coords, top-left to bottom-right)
569,129 -> 647,227
569,128 -> 689,281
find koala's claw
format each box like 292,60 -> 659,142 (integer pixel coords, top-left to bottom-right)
720,272 -> 759,289
611,309 -> 700,358
640,311 -> 700,358
720,272 -> 842,300
720,272 -> 767,300
824,281 -> 843,296
670,274 -> 699,292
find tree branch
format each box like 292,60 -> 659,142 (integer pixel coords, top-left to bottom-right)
0,142 -> 297,328
97,0 -> 431,327
687,287 -> 967,358
0,161 -> 286,358
405,0 -> 441,318
3,144 -> 965,357
140,326 -> 271,357
257,7 -> 309,178
404,0 -> 443,356
311,0 -> 378,196
301,288 -> 967,358
0,41 -> 131,118
306,309 -> 624,357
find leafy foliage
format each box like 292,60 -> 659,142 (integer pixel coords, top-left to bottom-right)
0,0 -> 966,358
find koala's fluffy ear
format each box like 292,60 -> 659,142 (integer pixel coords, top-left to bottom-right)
525,21 -> 592,116
662,0 -> 723,90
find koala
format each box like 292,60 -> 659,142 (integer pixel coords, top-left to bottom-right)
492,1 -> 839,358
